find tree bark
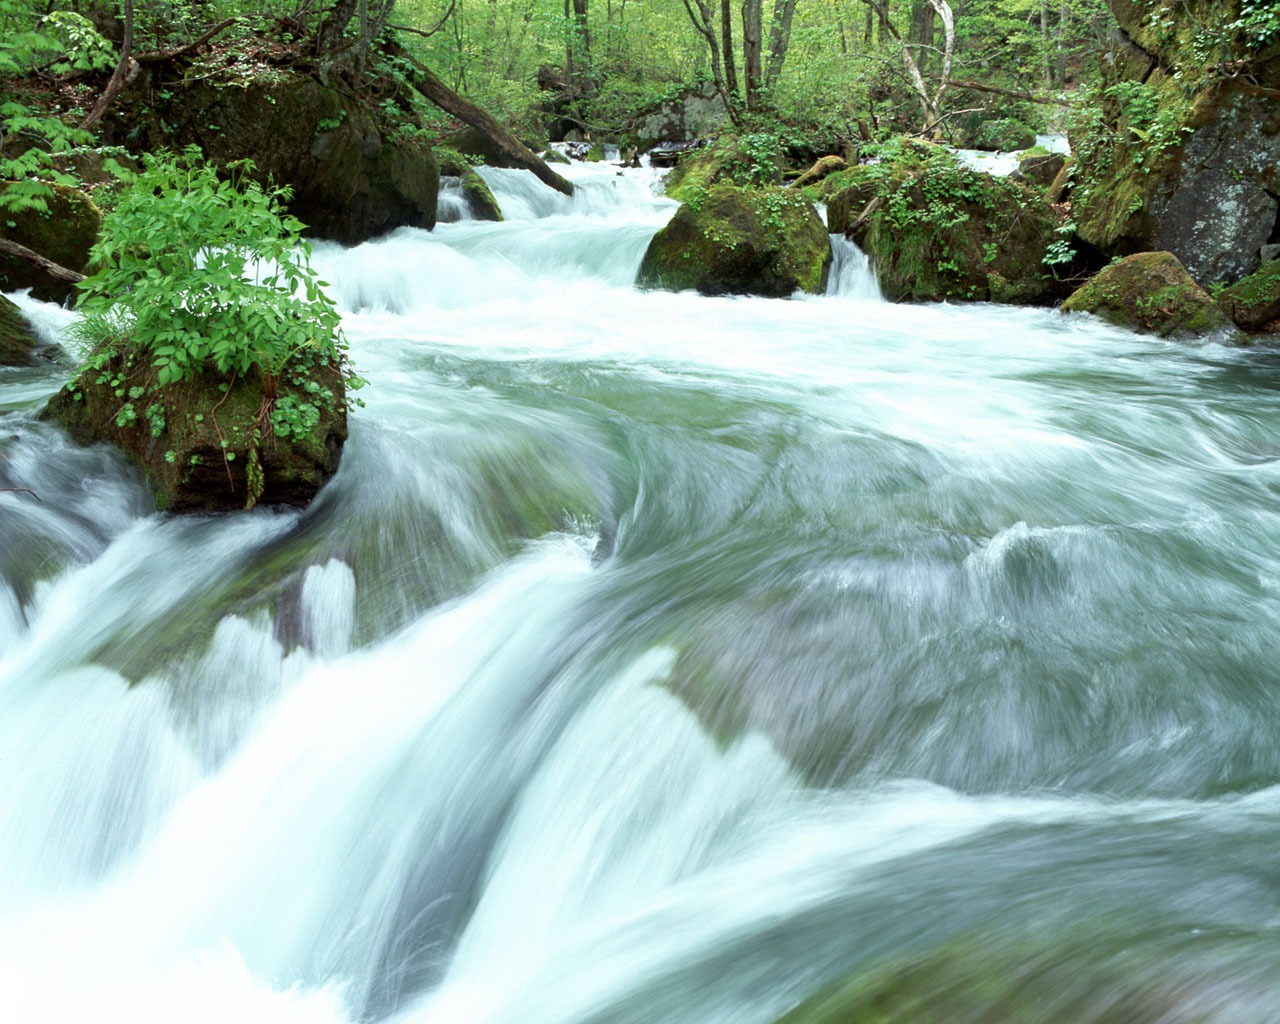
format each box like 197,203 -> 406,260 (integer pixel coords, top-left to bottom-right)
764,0 -> 797,92
80,0 -> 135,131
720,0 -> 738,99
741,0 -> 763,111
402,54 -> 575,197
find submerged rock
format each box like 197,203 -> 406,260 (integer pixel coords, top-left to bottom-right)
636,183 -> 830,297
1218,257 -> 1280,333
42,354 -> 348,512
0,183 -> 101,303
1061,251 -> 1236,339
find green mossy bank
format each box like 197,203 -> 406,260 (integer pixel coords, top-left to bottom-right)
637,183 -> 830,298
0,182 -> 101,302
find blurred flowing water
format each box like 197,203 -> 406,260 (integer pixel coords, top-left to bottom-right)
3,158 -> 1280,1023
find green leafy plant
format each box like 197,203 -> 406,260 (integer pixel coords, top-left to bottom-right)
75,146 -> 348,390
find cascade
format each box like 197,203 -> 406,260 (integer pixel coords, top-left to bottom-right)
3,156 -> 1280,1023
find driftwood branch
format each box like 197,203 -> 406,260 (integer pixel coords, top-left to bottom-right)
389,0 -> 457,40
399,51 -> 574,197
0,239 -> 86,284
845,196 -> 881,236
135,18 -> 239,63
0,488 -> 42,502
940,77 -> 1072,106
80,0 -> 135,130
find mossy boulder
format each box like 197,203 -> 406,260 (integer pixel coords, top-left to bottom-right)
0,182 -> 101,303
1061,251 -> 1236,339
828,142 -> 1061,304
41,353 -> 348,512
1218,258 -> 1280,333
105,69 -> 437,245
1011,151 -> 1067,190
435,148 -> 503,222
636,183 -> 830,297
661,134 -> 785,203
970,116 -> 1036,153
0,293 -> 39,365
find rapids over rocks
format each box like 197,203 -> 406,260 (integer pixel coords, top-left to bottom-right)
3,158 -> 1280,1023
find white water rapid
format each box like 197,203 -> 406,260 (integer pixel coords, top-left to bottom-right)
4,157 -> 1280,1024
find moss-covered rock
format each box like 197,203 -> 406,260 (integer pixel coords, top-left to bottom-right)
661,133 -> 785,203
0,182 -> 101,303
41,352 -> 348,512
435,148 -> 503,221
0,293 -> 39,365
636,183 -> 830,297
1218,258 -> 1280,333
104,69 -> 437,245
970,116 -> 1036,152
1061,251 -> 1236,339
827,141 -> 1061,304
1011,151 -> 1067,190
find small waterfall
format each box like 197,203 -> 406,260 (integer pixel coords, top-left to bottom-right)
436,178 -> 474,223
826,235 -> 883,300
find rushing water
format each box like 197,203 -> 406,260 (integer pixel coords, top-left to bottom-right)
3,157 -> 1280,1023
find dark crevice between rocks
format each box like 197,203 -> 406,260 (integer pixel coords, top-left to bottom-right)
1267,193 -> 1280,246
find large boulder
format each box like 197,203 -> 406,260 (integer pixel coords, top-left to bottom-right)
104,69 -> 437,245
0,182 -> 101,303
636,183 -> 830,298
824,142 -> 1063,304
629,82 -> 730,150
1072,2 -> 1280,285
42,353 -> 348,512
661,133 -> 785,201
1217,258 -> 1280,333
0,293 -> 39,365
1060,251 -> 1236,339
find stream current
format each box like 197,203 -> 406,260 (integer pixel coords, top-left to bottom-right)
3,159 -> 1280,1022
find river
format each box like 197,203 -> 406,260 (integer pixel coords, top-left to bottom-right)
2,158 -> 1280,1023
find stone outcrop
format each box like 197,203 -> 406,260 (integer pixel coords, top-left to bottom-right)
1218,257 -> 1280,333
42,353 -> 348,512
0,182 -> 101,303
1061,251 -> 1236,338
1072,1 -> 1280,285
636,184 -> 830,297
104,69 -> 438,245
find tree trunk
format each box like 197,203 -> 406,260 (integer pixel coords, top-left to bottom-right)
764,0 -> 797,92
80,0 -> 134,130
404,54 -> 575,197
741,0 -> 763,111
720,0 -> 738,99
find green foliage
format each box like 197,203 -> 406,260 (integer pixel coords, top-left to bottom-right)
74,147 -> 349,395
0,103 -> 105,215
1234,0 -> 1280,48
